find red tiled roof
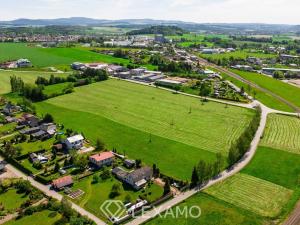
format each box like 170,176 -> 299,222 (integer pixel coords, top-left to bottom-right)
52,175 -> 73,188
90,152 -> 114,162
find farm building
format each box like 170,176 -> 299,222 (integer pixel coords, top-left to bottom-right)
155,79 -> 182,88
89,151 -> 114,167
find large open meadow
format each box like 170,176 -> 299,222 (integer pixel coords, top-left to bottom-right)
0,43 -> 155,70
35,79 -> 255,180
0,70 -> 68,94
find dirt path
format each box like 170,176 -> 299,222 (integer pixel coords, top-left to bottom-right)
283,201 -> 300,225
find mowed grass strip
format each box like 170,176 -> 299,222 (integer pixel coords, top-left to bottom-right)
242,146 -> 300,190
35,103 -> 216,180
0,70 -> 68,94
146,192 -> 267,225
230,69 -> 300,109
204,173 -> 293,218
260,114 -> 300,154
218,70 -> 294,112
39,79 -> 254,154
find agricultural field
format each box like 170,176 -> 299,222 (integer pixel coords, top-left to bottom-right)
4,210 -> 61,225
0,70 -> 68,95
0,43 -> 155,71
204,173 -> 293,218
146,192 -> 268,225
201,50 -> 276,61
35,79 -> 255,180
230,69 -> 300,109
217,69 -> 294,112
260,114 -> 300,154
242,146 -> 300,190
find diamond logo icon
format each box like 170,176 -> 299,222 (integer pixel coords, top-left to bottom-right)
100,200 -> 126,222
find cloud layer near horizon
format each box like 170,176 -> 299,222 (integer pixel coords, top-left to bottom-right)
1,0 -> 299,24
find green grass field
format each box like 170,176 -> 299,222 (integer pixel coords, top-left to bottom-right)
43,82 -> 72,96
201,50 -> 276,60
35,79 -> 255,180
230,69 -> 300,110
0,43 -> 155,70
204,173 -> 293,218
4,210 -> 61,225
242,146 -> 300,190
260,114 -> 300,154
217,69 -> 294,112
0,70 -> 68,94
68,174 -> 163,221
146,192 -> 268,225
0,189 -> 29,211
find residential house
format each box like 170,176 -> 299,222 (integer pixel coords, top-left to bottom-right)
113,166 -> 153,190
89,151 -> 114,167
2,103 -> 21,116
124,159 -> 135,169
16,59 -> 32,68
64,134 -> 84,150
40,123 -> 57,137
52,176 -> 73,190
29,153 -> 48,164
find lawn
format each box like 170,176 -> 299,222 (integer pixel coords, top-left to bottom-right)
0,189 -> 29,211
146,192 -> 268,225
0,43 -> 155,70
260,114 -> 300,154
204,173 -> 293,218
4,210 -> 61,225
15,137 -> 55,156
230,69 -> 300,109
0,70 -> 68,95
35,79 -> 255,180
0,123 -> 16,136
68,174 -> 163,221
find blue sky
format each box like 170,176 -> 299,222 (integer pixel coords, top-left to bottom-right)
0,0 -> 299,24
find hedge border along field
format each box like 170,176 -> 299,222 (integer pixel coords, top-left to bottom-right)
35,79 -> 255,180
260,114 -> 300,154
204,173 -> 293,218
0,70 -> 68,94
230,69 -> 300,110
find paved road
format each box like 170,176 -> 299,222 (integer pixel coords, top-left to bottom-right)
127,101 -> 298,225
0,156 -> 107,225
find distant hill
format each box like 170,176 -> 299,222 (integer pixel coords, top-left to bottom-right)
0,17 -> 299,35
127,25 -> 186,36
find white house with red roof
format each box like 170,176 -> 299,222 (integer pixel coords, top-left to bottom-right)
89,151 -> 115,167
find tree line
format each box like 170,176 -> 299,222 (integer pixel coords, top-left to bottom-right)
190,106 -> 261,188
